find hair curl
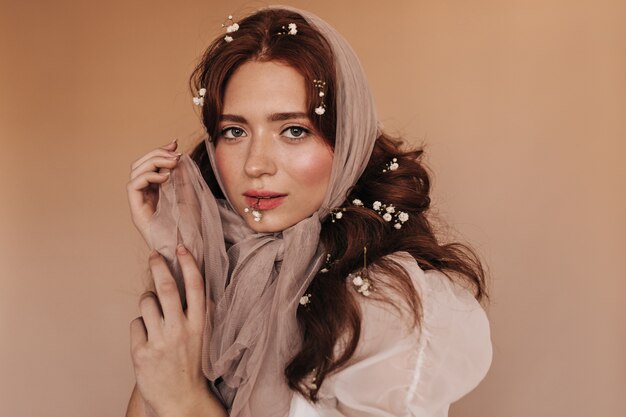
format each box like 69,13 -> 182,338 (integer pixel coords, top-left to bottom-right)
188,8 -> 488,402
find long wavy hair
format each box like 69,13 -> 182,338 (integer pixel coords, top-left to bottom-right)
188,8 -> 488,401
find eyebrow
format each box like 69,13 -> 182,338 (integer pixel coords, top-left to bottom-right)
220,112 -> 309,123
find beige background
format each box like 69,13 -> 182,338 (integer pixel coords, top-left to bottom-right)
1,0 -> 624,416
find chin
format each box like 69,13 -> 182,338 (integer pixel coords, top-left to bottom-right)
248,223 -> 287,233
244,215 -> 298,233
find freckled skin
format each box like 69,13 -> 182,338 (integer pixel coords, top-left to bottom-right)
215,61 -> 334,233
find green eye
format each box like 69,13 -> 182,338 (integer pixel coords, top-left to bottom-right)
283,126 -> 309,139
221,127 -> 246,139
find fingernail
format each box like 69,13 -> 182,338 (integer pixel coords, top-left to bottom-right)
177,244 -> 188,255
161,171 -> 171,177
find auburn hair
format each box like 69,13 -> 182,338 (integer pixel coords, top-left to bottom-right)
189,8 -> 488,401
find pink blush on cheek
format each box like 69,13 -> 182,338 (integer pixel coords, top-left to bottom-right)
285,147 -> 333,186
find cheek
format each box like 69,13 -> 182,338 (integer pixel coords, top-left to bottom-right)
286,146 -> 333,189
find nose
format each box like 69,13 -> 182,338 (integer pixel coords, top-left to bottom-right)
243,131 -> 277,178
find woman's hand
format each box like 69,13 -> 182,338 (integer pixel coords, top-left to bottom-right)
129,244 -> 225,417
127,139 -> 181,245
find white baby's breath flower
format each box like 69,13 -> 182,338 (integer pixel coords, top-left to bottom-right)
373,201 -> 382,210
383,213 -> 392,222
386,205 -> 395,213
389,162 -> 399,170
315,106 -> 325,115
224,35 -> 233,42
352,199 -> 363,206
299,295 -> 310,305
288,22 -> 297,35
198,88 -> 206,96
334,211 -> 343,219
352,275 -> 364,286
394,223 -> 402,229
398,212 -> 409,222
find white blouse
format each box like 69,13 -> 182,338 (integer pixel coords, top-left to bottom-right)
288,252 -> 493,417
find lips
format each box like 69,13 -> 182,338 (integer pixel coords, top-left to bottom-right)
243,190 -> 287,211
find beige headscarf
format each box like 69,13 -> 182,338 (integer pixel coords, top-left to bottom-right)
149,5 -> 378,416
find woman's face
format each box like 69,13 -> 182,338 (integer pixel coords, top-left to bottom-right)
215,60 -> 334,233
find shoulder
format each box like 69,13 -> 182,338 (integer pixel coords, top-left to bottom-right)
356,251 -> 492,374
294,251 -> 493,416
390,252 -> 493,406
352,251 -> 488,337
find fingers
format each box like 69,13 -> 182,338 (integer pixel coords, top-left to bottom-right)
126,170 -> 170,218
130,316 -> 148,353
176,244 -> 206,326
130,139 -> 179,171
138,291 -> 163,340
130,155 -> 180,181
149,251 -> 185,325
126,140 -> 183,237
127,168 -> 170,194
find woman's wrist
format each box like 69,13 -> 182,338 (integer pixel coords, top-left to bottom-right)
158,386 -> 227,417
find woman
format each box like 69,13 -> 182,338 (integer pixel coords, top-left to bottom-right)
125,6 -> 492,417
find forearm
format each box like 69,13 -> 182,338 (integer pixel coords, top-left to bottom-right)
125,384 -> 146,417
126,383 -> 228,417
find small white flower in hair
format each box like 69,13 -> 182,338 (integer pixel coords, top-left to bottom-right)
330,207 -> 346,222
352,275 -> 364,286
288,23 -> 297,35
222,15 -> 239,42
386,205 -> 395,214
313,79 -> 327,116
398,212 -> 409,222
352,199 -> 363,206
299,293 -> 311,306
193,87 -> 206,106
394,223 -> 402,229
383,213 -> 392,222
373,201 -> 382,211
383,157 -> 399,173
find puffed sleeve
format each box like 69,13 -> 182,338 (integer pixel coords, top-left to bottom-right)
288,252 -> 493,417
